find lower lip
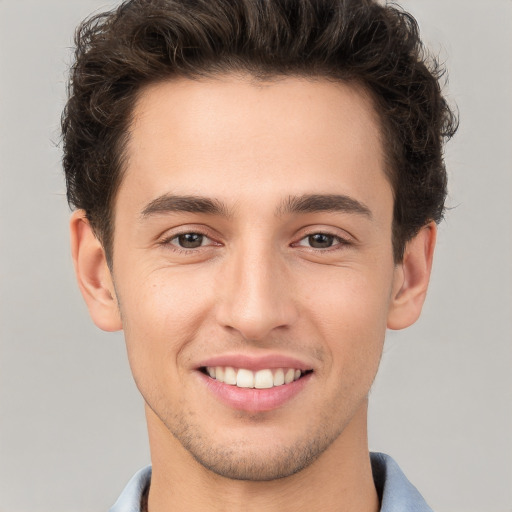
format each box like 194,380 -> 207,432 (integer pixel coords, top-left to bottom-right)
199,371 -> 312,413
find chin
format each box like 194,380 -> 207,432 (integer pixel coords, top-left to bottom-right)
171,419 -> 340,482
190,446 -> 321,481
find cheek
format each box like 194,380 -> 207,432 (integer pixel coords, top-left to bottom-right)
117,269 -> 213,374
300,265 -> 393,374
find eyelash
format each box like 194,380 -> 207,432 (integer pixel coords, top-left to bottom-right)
159,229 -> 351,254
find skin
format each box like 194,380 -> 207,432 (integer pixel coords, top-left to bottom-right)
71,75 -> 436,512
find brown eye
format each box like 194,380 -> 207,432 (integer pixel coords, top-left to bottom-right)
307,233 -> 335,248
175,233 -> 205,248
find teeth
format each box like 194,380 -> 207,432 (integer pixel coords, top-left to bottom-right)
236,369 -> 254,388
272,368 -> 284,387
254,369 -> 273,389
224,366 -> 237,385
284,368 -> 295,384
205,366 -> 307,388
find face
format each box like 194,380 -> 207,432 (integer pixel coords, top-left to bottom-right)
106,76 -> 402,480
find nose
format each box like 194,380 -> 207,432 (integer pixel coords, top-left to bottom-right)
215,241 -> 298,342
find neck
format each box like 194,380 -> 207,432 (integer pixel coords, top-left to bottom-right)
145,401 -> 379,512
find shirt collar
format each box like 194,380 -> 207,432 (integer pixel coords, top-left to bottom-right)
109,465 -> 151,512
371,452 -> 433,512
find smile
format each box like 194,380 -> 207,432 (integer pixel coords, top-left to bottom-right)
202,366 -> 309,389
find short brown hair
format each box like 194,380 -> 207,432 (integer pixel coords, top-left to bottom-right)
62,0 -> 458,263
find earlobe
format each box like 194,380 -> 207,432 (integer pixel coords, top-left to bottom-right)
387,222 -> 437,330
70,210 -> 123,332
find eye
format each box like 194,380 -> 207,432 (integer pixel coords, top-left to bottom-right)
296,233 -> 348,249
170,232 -> 211,249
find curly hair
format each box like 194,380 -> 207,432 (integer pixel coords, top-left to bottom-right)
62,0 -> 458,263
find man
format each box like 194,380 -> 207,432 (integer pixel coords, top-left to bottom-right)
62,0 -> 457,510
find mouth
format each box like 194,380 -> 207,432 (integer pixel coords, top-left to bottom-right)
200,366 -> 313,389
196,355 -> 315,412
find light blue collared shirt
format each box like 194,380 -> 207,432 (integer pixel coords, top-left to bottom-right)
109,452 -> 433,512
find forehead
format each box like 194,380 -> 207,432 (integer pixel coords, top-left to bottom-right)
122,74 -> 388,212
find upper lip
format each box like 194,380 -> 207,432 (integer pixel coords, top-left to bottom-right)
197,353 -> 314,372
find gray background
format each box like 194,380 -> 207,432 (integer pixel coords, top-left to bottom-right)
0,1 -> 511,511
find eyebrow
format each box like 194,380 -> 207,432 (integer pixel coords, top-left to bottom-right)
140,193 -> 372,220
278,194 -> 372,218
140,194 -> 231,219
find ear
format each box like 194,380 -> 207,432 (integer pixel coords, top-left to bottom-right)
387,222 -> 437,330
70,210 -> 123,332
